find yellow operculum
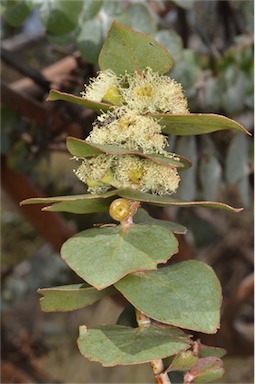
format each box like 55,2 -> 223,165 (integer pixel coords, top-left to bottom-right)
102,87 -> 122,106
109,198 -> 131,222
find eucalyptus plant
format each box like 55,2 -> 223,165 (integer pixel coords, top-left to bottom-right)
21,22 -> 249,384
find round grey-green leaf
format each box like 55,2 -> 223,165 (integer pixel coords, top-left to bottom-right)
78,323 -> 191,366
115,260 -> 222,334
61,224 -> 178,290
99,21 -> 174,75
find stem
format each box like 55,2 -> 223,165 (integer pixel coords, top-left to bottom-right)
135,309 -> 171,384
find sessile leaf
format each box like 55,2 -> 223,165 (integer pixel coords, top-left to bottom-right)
78,323 -> 191,366
61,224 -> 178,290
115,260 -> 222,334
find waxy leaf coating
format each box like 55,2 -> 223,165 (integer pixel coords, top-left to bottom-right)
155,113 -> 251,136
117,188 -> 243,213
115,260 -> 222,334
134,208 -> 187,234
78,323 -> 191,366
61,224 -> 178,290
99,21 -> 174,75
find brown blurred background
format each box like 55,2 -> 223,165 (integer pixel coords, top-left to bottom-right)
1,1 -> 253,383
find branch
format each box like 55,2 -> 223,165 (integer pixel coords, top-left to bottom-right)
135,309 -> 171,384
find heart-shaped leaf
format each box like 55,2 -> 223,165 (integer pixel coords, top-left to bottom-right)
117,188 -> 243,213
78,323 -> 191,366
99,21 -> 174,75
151,114 -> 251,136
115,260 -> 222,334
38,284 -> 115,312
66,137 -> 191,169
20,190 -> 117,214
184,357 -> 224,383
134,208 -> 187,234
61,224 -> 178,290
46,90 -> 112,113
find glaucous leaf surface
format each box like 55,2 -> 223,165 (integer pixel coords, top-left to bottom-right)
133,208 -> 187,234
226,132 -> 249,184
47,90 -> 112,113
78,323 -> 191,366
77,18 -> 104,64
176,136 -> 197,200
20,190 -> 117,214
117,188 -> 243,212
61,224 -> 178,290
226,132 -> 250,206
38,284 -> 115,312
115,260 -> 222,333
154,30 -> 183,63
126,3 -> 157,35
199,137 -> 222,201
66,137 -> 191,169
99,21 -> 174,75
20,187 -> 242,213
152,114 -> 251,136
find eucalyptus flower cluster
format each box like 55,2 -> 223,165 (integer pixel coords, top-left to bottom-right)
74,68 -> 189,195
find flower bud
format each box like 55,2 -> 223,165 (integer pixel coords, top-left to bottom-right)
109,198 -> 131,222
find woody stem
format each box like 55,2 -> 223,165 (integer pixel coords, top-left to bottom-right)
135,309 -> 171,384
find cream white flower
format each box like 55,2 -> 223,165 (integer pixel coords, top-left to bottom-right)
141,160 -> 180,195
74,153 -> 180,196
81,69 -> 121,105
87,110 -> 168,154
113,156 -> 144,188
122,68 -> 189,114
74,155 -> 115,194
76,67 -> 188,196
113,155 -> 180,195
